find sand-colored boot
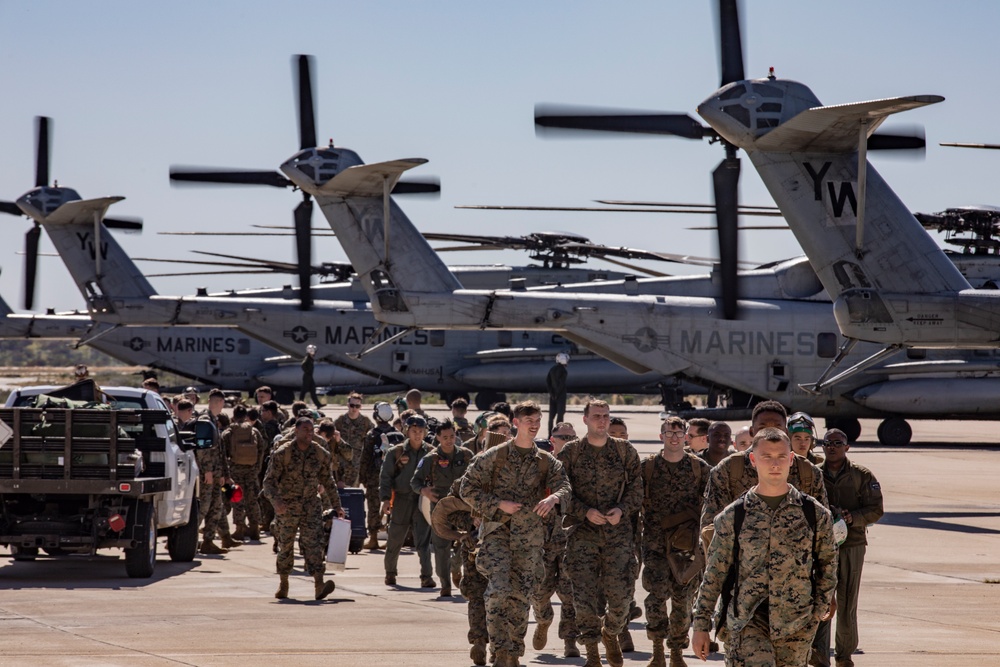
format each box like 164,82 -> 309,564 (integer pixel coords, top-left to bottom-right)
647,639 -> 666,667
532,620 -> 551,650
314,573 -> 336,600
275,574 -> 289,599
602,628 -> 624,667
669,647 -> 688,667
584,642 -> 602,667
470,640 -> 488,666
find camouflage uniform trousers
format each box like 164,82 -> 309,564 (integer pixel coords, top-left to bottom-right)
362,471 -> 383,534
384,494 -> 432,578
274,498 -> 327,576
642,549 -> 699,649
725,611 -> 817,667
531,541 -> 577,640
199,476 -> 232,540
229,464 -> 262,531
566,533 -> 637,643
461,543 -> 489,645
476,522 -> 546,657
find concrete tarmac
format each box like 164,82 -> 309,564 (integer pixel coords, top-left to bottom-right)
1,407 -> 998,666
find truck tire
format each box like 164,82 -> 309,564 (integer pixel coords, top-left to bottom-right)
11,545 -> 38,561
125,500 -> 157,578
167,497 -> 200,563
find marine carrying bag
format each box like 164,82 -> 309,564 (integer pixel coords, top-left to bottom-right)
230,424 -> 257,466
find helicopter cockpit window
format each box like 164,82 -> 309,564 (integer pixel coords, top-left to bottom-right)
724,104 -> 750,127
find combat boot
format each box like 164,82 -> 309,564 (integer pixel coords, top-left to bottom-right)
247,522 -> 260,541
619,628 -> 635,652
583,642 -> 602,667
314,573 -> 336,600
602,628 -> 624,667
532,620 -> 551,650
564,637 -> 581,658
470,639 -> 488,666
669,647 -> 687,667
198,539 -> 228,555
275,574 -> 289,599
232,524 -> 245,541
494,650 -> 519,667
220,534 -> 243,549
364,531 -> 380,550
647,639 -> 666,667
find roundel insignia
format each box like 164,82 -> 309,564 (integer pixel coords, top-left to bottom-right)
129,336 -> 146,352
625,327 -> 662,353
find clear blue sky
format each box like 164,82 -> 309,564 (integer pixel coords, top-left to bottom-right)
2,1 -> 998,312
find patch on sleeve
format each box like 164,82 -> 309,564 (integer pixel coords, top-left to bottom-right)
870,482 -> 880,490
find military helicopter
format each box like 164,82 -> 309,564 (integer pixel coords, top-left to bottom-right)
256,1 -> 1000,446
0,290 -> 390,400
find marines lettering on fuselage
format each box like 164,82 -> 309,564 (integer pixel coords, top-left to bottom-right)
804,161 -> 857,218
155,336 -> 250,354
324,325 -> 429,346
679,330 -> 817,356
75,231 -> 108,261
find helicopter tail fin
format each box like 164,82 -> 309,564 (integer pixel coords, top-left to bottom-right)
746,96 -> 969,300
39,197 -> 157,301
314,158 -> 463,308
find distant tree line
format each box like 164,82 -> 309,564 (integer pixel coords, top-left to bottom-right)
0,340 -> 120,367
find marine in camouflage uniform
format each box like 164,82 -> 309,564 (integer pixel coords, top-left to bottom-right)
380,416 -> 434,586
558,400 -> 642,667
262,416 -> 342,600
700,449 -> 829,533
530,422 -> 579,658
191,391 -> 236,552
431,482 -> 490,666
410,420 -> 474,596
641,416 -> 711,667
222,412 -> 267,541
333,399 -> 373,487
692,428 -> 838,667
701,401 -> 829,541
460,402 -> 571,667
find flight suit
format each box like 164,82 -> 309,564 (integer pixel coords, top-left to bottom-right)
814,459 -> 884,666
380,440 -> 434,580
360,423 -> 403,535
411,444 -> 474,590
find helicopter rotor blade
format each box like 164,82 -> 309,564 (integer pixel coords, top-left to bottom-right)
716,0 -> 745,87
295,54 -> 317,150
0,201 -> 23,216
35,116 -> 51,188
713,153 -> 741,320
169,168 -> 293,188
535,104 -> 713,140
294,198 -> 314,310
24,225 -> 41,310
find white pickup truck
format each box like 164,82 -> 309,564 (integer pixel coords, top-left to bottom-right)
1,380 -> 202,577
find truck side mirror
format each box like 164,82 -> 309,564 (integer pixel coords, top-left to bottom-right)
183,420 -> 217,450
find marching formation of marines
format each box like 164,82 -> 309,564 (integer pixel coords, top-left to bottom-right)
161,378 -> 883,667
